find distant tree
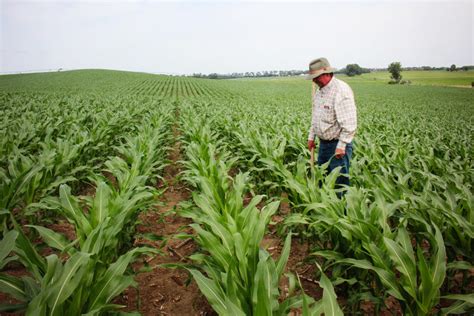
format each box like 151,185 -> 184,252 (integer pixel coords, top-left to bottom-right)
345,64 -> 363,76
449,64 -> 456,72
342,64 -> 371,76
388,62 -> 402,82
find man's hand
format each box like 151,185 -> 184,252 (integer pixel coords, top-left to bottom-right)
335,147 -> 345,159
308,139 -> 315,150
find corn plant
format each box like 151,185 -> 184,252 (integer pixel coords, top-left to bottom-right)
317,221 -> 447,315
0,219 -> 157,315
0,229 -> 39,313
301,265 -> 344,316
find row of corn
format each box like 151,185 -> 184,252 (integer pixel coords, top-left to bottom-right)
175,100 -> 344,315
0,97 -> 173,315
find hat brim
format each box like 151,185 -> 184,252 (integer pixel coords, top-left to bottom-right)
305,67 -> 337,80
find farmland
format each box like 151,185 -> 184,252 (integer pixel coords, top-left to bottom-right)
0,69 -> 473,315
339,70 -> 474,87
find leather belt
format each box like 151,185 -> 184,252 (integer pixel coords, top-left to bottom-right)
319,138 -> 338,144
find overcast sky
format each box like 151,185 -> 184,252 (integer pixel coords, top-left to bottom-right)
1,0 -> 472,74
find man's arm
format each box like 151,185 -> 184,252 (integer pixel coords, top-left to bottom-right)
334,90 -> 357,152
308,98 -> 317,142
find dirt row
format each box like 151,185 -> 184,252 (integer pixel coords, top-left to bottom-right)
117,121 -> 214,315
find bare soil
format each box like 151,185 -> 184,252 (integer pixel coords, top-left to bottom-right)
116,117 -> 215,316
116,184 -> 214,316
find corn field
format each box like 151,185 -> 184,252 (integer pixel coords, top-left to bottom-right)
0,70 -> 473,315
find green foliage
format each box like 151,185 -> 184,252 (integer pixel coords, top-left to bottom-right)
177,107 -> 344,314
388,61 -> 403,82
1,69 -> 473,315
344,64 -> 368,77
171,75 -> 473,314
0,77 -> 173,313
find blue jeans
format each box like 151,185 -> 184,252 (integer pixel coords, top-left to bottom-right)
317,140 -> 353,197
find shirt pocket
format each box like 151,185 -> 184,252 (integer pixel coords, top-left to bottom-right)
319,104 -> 335,124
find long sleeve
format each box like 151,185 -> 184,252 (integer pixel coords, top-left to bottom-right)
308,97 -> 317,141
334,90 -> 357,150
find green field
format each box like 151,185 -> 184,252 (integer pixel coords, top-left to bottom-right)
339,70 -> 474,87
1,70 -> 473,315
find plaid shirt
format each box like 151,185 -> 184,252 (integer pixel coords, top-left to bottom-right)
308,77 -> 357,150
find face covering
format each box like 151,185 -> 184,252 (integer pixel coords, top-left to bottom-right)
314,73 -> 333,88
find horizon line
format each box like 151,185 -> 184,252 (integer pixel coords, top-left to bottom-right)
2,64 -> 474,77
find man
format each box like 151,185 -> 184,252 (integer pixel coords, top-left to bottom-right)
306,57 -> 357,196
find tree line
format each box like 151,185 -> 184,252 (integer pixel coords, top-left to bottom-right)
191,64 -> 474,79
191,70 -> 307,79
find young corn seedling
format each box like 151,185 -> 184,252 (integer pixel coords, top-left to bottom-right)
0,219 -> 158,315
333,221 -> 447,315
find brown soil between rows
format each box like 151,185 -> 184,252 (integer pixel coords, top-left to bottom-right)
116,118 -> 215,316
117,184 -> 214,316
